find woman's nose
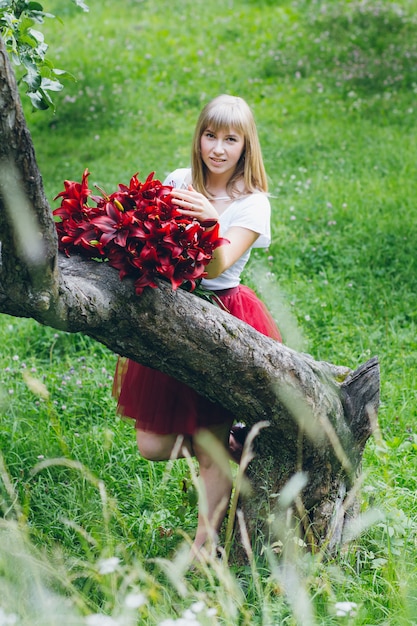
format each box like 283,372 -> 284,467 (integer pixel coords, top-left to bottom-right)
213,140 -> 224,154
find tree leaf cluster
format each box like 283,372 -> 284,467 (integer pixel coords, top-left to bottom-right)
0,0 -> 88,109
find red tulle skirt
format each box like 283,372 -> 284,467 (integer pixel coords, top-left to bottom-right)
113,285 -> 282,435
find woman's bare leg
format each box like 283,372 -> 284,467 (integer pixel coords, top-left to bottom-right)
136,429 -> 193,461
136,423 -> 233,557
191,421 -> 233,554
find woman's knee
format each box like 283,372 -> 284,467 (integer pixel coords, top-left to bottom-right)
136,430 -> 182,461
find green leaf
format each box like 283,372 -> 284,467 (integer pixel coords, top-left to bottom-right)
11,51 -> 21,66
22,63 -> 42,90
18,16 -> 36,37
40,76 -> 63,92
27,89 -> 50,110
27,27 -> 44,43
53,67 -> 76,81
72,0 -> 89,12
27,2 -> 44,10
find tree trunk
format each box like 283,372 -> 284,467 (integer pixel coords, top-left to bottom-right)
0,35 -> 380,555
239,356 -> 379,556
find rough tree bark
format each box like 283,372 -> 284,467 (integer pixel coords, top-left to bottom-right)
0,36 -> 380,554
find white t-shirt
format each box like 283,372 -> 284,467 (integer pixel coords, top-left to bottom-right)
163,168 -> 271,290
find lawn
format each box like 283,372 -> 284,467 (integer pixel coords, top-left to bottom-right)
1,0 -> 417,623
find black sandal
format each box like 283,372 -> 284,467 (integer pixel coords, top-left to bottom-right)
228,423 -> 248,463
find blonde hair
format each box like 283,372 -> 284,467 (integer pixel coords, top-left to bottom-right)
191,94 -> 268,197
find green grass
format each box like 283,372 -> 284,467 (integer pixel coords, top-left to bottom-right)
1,0 -> 417,623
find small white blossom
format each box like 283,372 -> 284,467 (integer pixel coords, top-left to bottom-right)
190,601 -> 205,614
124,592 -> 146,609
0,607 -> 18,625
181,610 -> 197,621
98,557 -> 120,574
335,601 -> 358,617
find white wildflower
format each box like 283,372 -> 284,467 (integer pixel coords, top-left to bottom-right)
335,601 -> 358,617
190,602 -> 205,614
97,556 -> 120,574
124,592 -> 146,609
0,607 -> 18,625
182,609 -> 198,621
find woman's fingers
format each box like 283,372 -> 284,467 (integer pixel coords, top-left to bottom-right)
170,189 -> 219,223
171,190 -> 204,212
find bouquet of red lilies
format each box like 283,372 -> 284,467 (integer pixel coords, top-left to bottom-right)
53,169 -> 227,294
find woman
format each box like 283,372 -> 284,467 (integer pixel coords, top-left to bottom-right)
114,94 -> 282,557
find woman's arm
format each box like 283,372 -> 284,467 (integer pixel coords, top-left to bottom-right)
170,186 -> 261,278
204,226 -> 259,278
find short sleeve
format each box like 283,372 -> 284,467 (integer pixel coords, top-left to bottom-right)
163,168 -> 192,189
223,194 -> 271,248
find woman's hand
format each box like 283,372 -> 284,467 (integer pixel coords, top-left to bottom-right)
170,185 -> 219,226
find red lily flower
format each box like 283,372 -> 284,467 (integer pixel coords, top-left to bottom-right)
54,168 -> 91,205
91,201 -> 146,248
55,215 -> 104,257
53,171 -> 228,295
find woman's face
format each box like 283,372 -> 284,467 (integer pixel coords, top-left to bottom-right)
200,126 -> 245,179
